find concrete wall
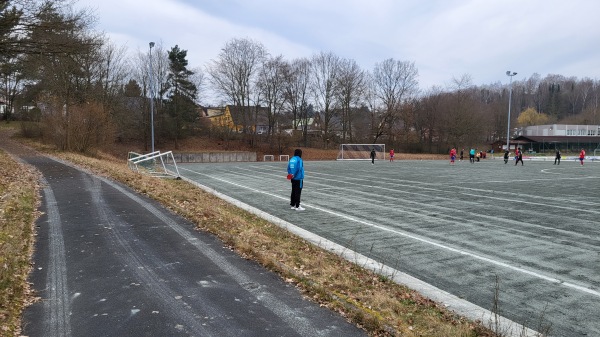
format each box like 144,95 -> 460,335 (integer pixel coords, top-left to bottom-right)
172,152 -> 257,163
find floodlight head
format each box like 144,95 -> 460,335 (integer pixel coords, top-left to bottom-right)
506,71 -> 511,75
149,42 -> 155,48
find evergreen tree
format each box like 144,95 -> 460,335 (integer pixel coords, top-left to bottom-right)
163,45 -> 198,148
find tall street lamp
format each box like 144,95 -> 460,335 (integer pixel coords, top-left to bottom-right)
149,42 -> 156,153
506,71 -> 517,151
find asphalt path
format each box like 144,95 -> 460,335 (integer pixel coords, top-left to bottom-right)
1,140 -> 366,337
173,158 -> 600,337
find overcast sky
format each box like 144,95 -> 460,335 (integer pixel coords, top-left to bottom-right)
76,0 -> 600,91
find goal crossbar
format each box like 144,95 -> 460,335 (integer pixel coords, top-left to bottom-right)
128,151 -> 180,178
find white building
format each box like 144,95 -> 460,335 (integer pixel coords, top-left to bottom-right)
517,124 -> 600,137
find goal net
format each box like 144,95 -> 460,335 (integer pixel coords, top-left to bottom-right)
128,151 -> 181,179
337,144 -> 386,161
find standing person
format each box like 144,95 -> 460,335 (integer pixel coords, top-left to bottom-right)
389,148 -> 394,162
287,149 -> 305,211
475,149 -> 480,162
554,149 -> 561,165
579,148 -> 586,166
449,147 -> 457,165
504,150 -> 509,164
469,148 -> 475,163
460,148 -> 464,161
370,148 -> 376,165
515,148 -> 524,166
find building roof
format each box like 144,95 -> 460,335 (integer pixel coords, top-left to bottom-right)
514,135 -> 600,143
227,105 -> 270,126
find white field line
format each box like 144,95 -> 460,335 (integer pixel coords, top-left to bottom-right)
177,166 -> 600,299
211,165 -> 600,248
176,166 -> 539,337
239,165 -> 600,244
328,166 -> 600,209
237,165 -> 600,220
247,163 -> 600,209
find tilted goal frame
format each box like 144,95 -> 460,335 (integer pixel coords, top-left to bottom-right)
128,151 -> 180,179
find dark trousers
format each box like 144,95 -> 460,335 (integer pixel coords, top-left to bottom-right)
554,157 -> 560,165
515,158 -> 523,165
290,180 -> 302,207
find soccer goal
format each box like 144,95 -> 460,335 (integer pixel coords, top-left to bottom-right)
337,144 -> 386,161
279,155 -> 289,161
128,151 -> 180,179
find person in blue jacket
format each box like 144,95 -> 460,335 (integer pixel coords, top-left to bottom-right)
287,149 -> 305,211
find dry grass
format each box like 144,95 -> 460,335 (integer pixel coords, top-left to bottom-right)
3,126 -> 492,336
0,150 -> 40,336
25,148 -> 493,337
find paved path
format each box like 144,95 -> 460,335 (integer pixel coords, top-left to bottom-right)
174,159 -> 600,337
0,138 -> 365,337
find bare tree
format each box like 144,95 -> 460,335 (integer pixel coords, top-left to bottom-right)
256,55 -> 286,140
207,37 -> 267,134
371,58 -> 419,143
335,58 -> 366,142
284,58 -> 311,142
310,51 -> 340,148
441,74 -> 481,147
416,86 -> 444,152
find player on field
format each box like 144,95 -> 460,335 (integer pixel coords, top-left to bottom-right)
554,149 -> 561,165
449,147 -> 457,164
504,150 -> 509,164
389,148 -> 394,162
370,148 -> 376,165
515,148 -> 524,166
287,149 -> 305,211
579,148 -> 586,165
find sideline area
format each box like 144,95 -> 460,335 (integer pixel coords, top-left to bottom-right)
175,158 -> 600,337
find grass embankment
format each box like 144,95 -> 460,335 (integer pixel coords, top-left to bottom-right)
0,150 -> 40,335
4,128 -> 493,336
32,147 -> 492,337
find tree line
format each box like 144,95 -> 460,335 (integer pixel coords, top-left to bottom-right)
1,1 -> 599,153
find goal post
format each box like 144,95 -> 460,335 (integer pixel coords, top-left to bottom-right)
337,144 -> 386,161
128,151 -> 180,179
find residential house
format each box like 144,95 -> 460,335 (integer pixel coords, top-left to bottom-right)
203,105 -> 270,134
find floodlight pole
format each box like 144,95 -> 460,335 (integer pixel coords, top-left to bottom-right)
506,71 -> 517,151
149,42 -> 156,153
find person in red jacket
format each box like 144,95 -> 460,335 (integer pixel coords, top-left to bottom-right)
449,147 -> 457,164
579,148 -> 586,166
389,149 -> 394,162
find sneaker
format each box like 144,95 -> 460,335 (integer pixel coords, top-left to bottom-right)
295,206 -> 306,211
291,206 -> 296,210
